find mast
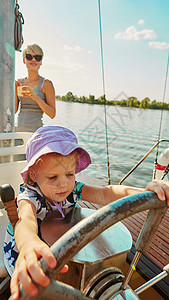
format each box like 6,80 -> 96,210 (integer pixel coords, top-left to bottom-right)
0,0 -> 15,133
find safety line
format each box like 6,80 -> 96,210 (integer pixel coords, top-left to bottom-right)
97,0 -> 111,185
157,51 -> 169,142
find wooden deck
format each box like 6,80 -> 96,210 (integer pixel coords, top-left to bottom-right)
121,209 -> 169,269
121,209 -> 169,299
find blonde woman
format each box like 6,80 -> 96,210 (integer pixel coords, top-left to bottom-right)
15,44 -> 56,132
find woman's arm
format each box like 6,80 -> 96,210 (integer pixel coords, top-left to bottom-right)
42,79 -> 56,118
15,81 -> 20,113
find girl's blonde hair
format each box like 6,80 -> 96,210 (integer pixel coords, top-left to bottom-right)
22,44 -> 44,59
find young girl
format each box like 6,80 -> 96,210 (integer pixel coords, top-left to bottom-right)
4,126 -> 169,300
15,44 -> 56,132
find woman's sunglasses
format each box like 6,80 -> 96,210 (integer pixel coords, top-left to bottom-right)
25,54 -> 42,62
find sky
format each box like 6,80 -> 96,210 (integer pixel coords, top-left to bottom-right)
15,0 -> 169,102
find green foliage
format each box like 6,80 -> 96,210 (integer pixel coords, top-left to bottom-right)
127,97 -> 140,107
139,97 -> 150,108
56,93 -> 169,110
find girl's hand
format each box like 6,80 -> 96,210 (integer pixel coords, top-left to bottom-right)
146,179 -> 169,206
10,237 -> 68,300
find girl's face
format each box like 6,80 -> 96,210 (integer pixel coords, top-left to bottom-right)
31,153 -> 76,204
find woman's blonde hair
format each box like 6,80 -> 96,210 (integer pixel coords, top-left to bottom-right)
22,44 -> 44,59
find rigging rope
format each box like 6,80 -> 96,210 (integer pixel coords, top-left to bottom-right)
153,51 -> 169,179
14,1 -> 24,51
97,0 -> 111,185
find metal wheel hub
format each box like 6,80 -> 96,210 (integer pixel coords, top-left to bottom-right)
83,268 -> 124,299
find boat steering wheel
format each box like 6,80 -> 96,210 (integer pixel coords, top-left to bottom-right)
17,191 -> 167,300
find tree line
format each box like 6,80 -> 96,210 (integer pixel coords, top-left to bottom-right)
56,92 -> 169,110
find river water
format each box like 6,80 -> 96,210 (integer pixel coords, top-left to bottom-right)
43,101 -> 169,188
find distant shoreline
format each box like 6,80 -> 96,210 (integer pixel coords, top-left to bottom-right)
56,92 -> 169,110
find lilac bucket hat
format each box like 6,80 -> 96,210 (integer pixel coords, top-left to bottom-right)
21,126 -> 91,181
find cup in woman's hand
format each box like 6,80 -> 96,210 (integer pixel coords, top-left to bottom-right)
17,86 -> 30,97
17,86 -> 23,97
